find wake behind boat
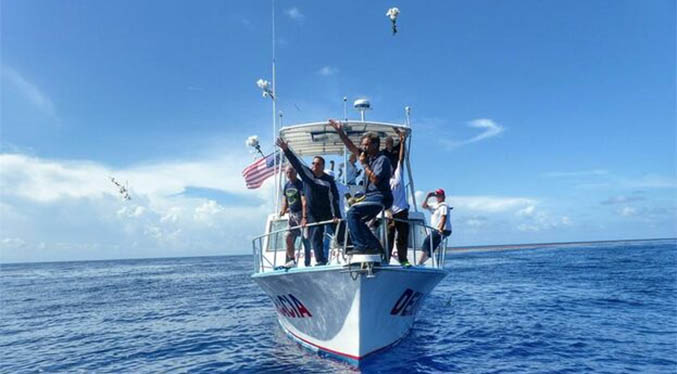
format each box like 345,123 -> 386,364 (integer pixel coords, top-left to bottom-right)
250,117 -> 451,365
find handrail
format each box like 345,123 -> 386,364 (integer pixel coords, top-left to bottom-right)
251,207 -> 449,273
390,217 -> 450,268
251,218 -> 339,242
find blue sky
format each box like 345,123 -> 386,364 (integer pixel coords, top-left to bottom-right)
1,0 -> 675,262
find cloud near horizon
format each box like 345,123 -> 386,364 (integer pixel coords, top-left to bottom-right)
0,152 -> 276,263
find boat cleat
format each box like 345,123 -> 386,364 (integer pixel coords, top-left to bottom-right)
347,254 -> 381,265
342,254 -> 381,278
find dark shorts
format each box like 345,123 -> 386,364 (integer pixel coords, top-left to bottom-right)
422,229 -> 451,256
286,211 -> 303,240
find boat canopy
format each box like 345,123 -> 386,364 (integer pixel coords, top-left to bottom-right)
279,121 -> 410,157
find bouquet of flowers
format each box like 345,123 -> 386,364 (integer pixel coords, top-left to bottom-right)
386,7 -> 400,35
246,135 -> 264,157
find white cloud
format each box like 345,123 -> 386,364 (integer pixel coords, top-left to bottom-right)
600,194 -> 645,205
516,205 -> 536,217
619,206 -> 637,217
464,216 -> 488,228
419,192 -> 573,233
1,237 -> 26,249
440,119 -> 505,149
285,7 -> 304,21
543,169 -> 609,178
1,65 -> 56,117
452,195 -> 536,213
317,66 -> 339,76
0,152 -> 278,262
626,174 -> 677,189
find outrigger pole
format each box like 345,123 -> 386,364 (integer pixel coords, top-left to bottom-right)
343,96 -> 348,185
404,106 -> 418,212
271,0 -> 279,214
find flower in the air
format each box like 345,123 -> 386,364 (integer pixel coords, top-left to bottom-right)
256,79 -> 274,99
246,135 -> 260,148
386,8 -> 400,35
386,7 -> 400,21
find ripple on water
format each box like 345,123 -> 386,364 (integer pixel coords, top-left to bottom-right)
1,243 -> 676,373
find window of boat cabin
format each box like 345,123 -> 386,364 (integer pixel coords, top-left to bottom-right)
266,218 -> 288,252
408,219 -> 428,249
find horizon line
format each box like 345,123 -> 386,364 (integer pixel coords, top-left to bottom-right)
1,237 -> 675,266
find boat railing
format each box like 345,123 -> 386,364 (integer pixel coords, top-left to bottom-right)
251,203 -> 450,273
389,217 -> 450,269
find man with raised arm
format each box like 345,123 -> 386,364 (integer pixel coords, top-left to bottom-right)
387,129 -> 411,267
328,119 -> 393,256
275,138 -> 341,266
418,189 -> 453,265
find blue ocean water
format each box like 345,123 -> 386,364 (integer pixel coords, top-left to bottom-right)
1,239 -> 675,373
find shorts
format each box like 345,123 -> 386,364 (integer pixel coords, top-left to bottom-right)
286,211 -> 303,240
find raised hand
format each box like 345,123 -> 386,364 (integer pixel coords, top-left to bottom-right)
328,119 -> 342,131
358,151 -> 368,165
275,137 -> 288,151
394,128 -> 407,142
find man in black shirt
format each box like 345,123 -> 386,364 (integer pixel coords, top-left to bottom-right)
276,138 -> 341,266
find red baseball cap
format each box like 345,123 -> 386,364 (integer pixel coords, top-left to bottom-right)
435,188 -> 445,197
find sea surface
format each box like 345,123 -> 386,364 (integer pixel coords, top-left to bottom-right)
1,239 -> 675,373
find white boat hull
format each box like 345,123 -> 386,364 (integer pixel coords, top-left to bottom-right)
252,264 -> 447,365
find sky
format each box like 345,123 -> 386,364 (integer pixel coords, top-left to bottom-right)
1,0 -> 675,263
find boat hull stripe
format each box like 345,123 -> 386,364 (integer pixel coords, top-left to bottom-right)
284,324 -> 405,363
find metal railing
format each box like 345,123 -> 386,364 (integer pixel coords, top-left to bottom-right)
251,202 -> 450,273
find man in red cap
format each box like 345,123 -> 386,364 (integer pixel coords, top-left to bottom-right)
419,188 -> 452,264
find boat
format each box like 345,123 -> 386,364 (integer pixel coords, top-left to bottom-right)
250,112 -> 451,366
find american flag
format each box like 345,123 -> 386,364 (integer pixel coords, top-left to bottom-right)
241,152 -> 285,189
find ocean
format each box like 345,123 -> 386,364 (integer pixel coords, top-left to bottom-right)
1,239 -> 675,373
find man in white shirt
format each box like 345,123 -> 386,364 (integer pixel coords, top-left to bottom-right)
387,129 -> 411,267
419,188 -> 452,265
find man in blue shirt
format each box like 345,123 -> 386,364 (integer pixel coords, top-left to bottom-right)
329,119 -> 393,256
276,138 -> 341,266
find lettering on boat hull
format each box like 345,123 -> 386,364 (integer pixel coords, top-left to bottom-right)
272,294 -> 313,318
390,288 -> 424,316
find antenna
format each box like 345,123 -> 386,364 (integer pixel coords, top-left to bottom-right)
353,99 -> 371,122
343,96 -> 348,122
405,106 -> 412,127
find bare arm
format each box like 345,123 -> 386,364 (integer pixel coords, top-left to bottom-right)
328,119 -> 360,156
301,195 -> 307,227
279,196 -> 288,217
396,129 -> 407,165
361,158 -> 381,185
438,214 -> 446,233
421,192 -> 434,210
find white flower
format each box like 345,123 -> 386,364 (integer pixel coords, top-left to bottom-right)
246,135 -> 260,148
386,7 -> 400,21
256,79 -> 270,90
256,78 -> 274,99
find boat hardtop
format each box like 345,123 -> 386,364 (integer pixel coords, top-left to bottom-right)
279,120 -> 410,157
